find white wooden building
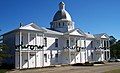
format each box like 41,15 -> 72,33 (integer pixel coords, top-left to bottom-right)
2,2 -> 110,69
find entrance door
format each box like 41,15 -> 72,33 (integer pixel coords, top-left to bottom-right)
104,51 -> 107,60
29,52 -> 35,68
22,52 -> 28,69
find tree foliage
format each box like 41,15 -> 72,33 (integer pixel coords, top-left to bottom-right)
109,36 -> 116,45
110,36 -> 120,58
0,44 -> 10,59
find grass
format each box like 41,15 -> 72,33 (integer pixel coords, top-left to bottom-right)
104,68 -> 120,73
0,69 -> 7,73
0,63 -> 14,73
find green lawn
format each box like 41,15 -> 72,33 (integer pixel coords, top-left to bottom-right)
0,69 -> 7,73
104,68 -> 120,73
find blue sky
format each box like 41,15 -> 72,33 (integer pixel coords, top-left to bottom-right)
0,0 -> 120,39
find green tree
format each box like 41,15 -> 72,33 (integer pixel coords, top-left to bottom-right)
110,39 -> 120,58
0,44 -> 10,64
109,36 -> 116,45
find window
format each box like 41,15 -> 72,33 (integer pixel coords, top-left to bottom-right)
59,23 -> 60,27
21,36 -> 23,45
105,52 -> 107,60
91,41 -> 93,48
66,40 -> 69,47
44,37 -> 47,47
76,40 -> 78,46
51,53 -> 53,58
107,41 -> 109,47
107,51 -> 109,59
63,22 -> 64,26
84,40 -> 86,47
55,39 -> 58,47
104,40 -> 106,47
91,52 -> 93,60
44,54 -> 47,62
55,53 -> 58,62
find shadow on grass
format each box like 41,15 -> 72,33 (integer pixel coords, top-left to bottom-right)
71,62 -> 94,66
0,63 -> 14,73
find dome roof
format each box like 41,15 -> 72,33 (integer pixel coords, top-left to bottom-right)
53,10 -> 72,21
53,2 -> 72,21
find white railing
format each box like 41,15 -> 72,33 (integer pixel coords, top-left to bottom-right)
15,44 -> 44,51
63,46 -> 86,52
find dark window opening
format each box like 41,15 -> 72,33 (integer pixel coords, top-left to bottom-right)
66,40 -> 69,47
63,22 -> 64,26
55,53 -> 58,62
55,39 -> 58,47
44,37 -> 47,47
59,23 -> 60,27
91,52 -> 93,60
76,40 -> 78,46
91,41 -> 93,48
44,54 -> 47,62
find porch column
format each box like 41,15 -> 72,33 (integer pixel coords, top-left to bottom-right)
74,37 -> 77,63
35,33 -> 37,67
42,33 -> 44,67
109,51 -> 110,59
108,39 -> 110,59
19,31 -> 22,69
106,51 -> 107,60
28,33 -> 30,50
107,40 -> 108,61
100,39 -> 102,61
102,39 -> 104,47
27,32 -> 30,68
68,36 -> 71,64
108,40 -> 110,48
80,38 -> 82,62
106,40 -> 108,60
106,40 -> 107,48
84,38 -> 87,62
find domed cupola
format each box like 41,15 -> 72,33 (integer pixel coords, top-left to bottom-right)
53,2 -> 72,21
50,2 -> 75,33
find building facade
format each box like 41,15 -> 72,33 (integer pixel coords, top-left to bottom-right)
2,2 -> 110,69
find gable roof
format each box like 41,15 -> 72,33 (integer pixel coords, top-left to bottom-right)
2,23 -> 46,36
64,28 -> 85,36
94,33 -> 109,39
19,23 -> 45,32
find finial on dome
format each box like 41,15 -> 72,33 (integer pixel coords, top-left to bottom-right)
59,2 -> 65,10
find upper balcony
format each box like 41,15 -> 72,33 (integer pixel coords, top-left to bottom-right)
63,46 -> 86,52
94,47 -> 110,52
15,44 -> 44,51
